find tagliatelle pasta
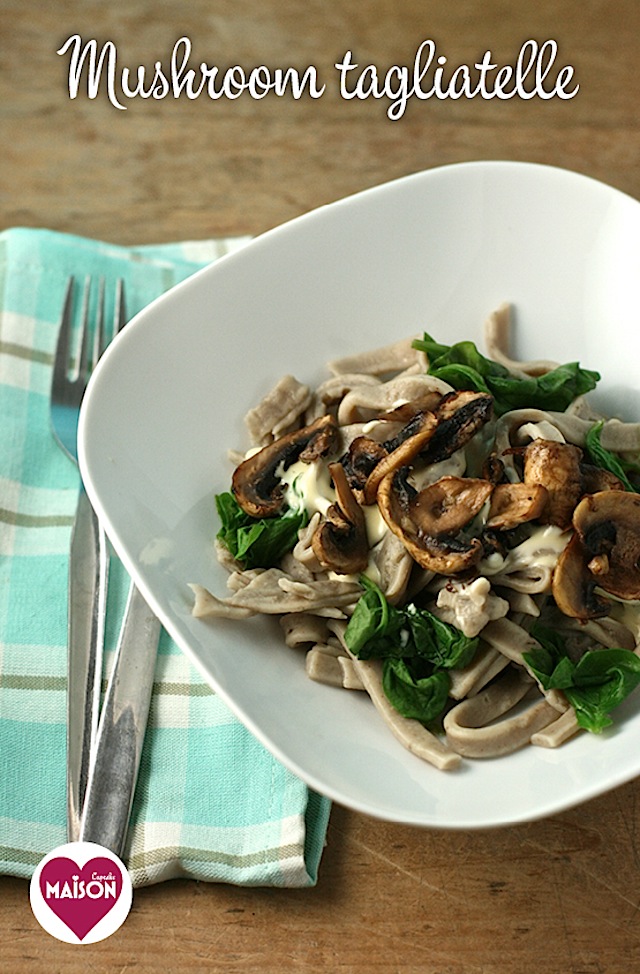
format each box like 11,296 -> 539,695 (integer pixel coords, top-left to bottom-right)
191,305 -> 640,770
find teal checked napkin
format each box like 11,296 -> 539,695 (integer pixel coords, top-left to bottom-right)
0,227 -> 331,888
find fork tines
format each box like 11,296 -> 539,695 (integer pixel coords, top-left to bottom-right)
54,276 -> 126,392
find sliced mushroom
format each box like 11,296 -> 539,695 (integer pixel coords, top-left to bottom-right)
312,462 -> 369,574
422,390 -> 494,464
523,439 -> 583,529
339,409 -> 440,504
579,463 -> 626,494
362,410 -> 439,504
482,454 -> 508,485
572,490 -> 640,601
340,435 -> 388,496
551,533 -> 611,619
377,470 -> 485,574
341,392 -> 492,505
410,476 -> 493,537
382,390 -> 444,422
552,490 -> 640,618
486,483 -> 548,531
232,414 -> 339,518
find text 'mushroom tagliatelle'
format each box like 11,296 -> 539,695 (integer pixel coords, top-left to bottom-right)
190,304 -> 640,770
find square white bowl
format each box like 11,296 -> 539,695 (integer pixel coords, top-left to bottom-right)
79,161 -> 640,827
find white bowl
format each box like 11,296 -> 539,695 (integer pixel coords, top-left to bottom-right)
79,161 -> 640,828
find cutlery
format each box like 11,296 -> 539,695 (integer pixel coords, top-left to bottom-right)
80,583 -> 160,856
51,277 -> 160,854
50,276 -> 121,842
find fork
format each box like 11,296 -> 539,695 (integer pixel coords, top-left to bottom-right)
52,276 -> 162,857
51,276 -> 124,842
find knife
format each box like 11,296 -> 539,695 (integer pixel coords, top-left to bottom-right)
79,582 -> 160,857
67,487 -> 109,843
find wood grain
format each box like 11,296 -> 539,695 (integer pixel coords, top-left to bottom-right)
2,0 -> 640,970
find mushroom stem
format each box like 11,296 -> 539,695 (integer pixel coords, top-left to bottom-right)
588,553 -> 610,576
311,462 -> 369,575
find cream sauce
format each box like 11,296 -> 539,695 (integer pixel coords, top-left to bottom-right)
280,458 -> 387,548
481,524 -> 571,576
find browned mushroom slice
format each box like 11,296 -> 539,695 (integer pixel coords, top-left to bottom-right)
312,462 -> 369,574
410,476 -> 493,537
362,410 -> 439,505
421,390 -> 494,464
486,483 -> 548,531
572,490 -> 640,601
381,390 -> 444,422
232,414 -> 339,518
551,532 -> 611,619
579,463 -> 626,494
482,454 -> 508,485
339,409 -> 440,504
340,436 -> 388,496
299,419 -> 340,462
377,470 -> 484,574
523,439 -> 583,529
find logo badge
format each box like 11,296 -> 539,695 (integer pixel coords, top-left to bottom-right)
30,842 -> 132,944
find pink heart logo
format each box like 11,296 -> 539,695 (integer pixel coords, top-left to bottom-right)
39,856 -> 123,941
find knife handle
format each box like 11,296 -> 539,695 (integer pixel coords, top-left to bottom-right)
67,486 -> 108,843
79,583 -> 160,857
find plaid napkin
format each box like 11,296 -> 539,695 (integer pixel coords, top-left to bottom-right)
0,227 -> 330,888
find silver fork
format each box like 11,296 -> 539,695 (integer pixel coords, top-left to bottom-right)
52,276 -> 161,857
51,276 -> 124,842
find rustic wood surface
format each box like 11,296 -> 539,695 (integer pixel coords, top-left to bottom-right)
2,1 -> 640,971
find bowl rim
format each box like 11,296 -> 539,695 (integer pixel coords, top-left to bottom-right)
78,159 -> 640,828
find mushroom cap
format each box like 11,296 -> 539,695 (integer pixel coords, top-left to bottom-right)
362,410 -> 439,505
377,470 -> 485,575
409,476 -> 493,537
551,489 -> 640,619
232,414 -> 339,518
422,390 -> 494,464
486,482 -> 548,532
551,532 -> 611,619
340,435 -> 388,497
573,490 -> 640,601
579,463 -> 626,495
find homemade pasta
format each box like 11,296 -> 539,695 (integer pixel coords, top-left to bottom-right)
191,303 -> 640,770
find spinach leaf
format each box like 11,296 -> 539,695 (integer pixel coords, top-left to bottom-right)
215,491 -> 307,569
382,658 -> 450,723
523,624 -> 640,733
341,575 -> 404,657
344,577 -> 478,667
405,606 -> 479,669
585,421 -> 639,494
344,579 -> 478,725
412,333 -> 600,415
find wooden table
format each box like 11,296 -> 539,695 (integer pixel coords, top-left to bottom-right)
2,1 -> 640,970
